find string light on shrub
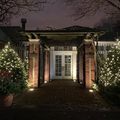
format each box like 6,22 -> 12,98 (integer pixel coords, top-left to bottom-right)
0,42 -> 28,94
99,39 -> 120,88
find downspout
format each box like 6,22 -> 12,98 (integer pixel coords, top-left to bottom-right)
38,42 -> 41,88
77,47 -> 80,83
95,34 -> 99,83
83,42 -> 86,88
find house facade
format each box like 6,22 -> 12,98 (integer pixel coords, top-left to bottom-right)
0,24 -> 117,89
25,26 -> 103,88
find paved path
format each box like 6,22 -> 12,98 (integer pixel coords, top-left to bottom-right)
13,80 -> 109,108
0,80 -> 120,120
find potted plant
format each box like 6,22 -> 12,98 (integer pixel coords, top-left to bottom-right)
0,43 -> 27,107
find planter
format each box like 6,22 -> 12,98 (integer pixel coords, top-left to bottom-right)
0,94 -> 13,107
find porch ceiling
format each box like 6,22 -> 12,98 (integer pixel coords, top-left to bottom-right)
40,33 -> 86,46
41,35 -> 83,46
25,31 -> 89,46
24,31 -> 102,47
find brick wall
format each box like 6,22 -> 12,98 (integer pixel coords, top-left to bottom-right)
28,40 -> 39,87
85,41 -> 95,88
44,49 -> 50,83
78,40 -> 95,88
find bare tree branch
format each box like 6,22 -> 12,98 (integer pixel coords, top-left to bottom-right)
105,0 -> 120,11
63,0 -> 120,20
0,0 -> 47,23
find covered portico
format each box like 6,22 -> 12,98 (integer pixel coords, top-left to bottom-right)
25,27 -> 99,88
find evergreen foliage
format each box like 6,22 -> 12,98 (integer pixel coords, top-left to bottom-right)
0,43 -> 27,95
99,40 -> 120,93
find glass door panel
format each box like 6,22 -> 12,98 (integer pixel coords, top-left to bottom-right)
55,55 -> 62,76
65,55 -> 71,76
55,54 -> 72,79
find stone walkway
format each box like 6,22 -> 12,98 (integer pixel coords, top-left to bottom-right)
13,80 -> 110,110
1,80 -> 120,120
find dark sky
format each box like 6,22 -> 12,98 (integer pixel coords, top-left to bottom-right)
11,1 -> 105,30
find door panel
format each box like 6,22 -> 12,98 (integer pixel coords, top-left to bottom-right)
55,55 -> 62,76
55,54 -> 72,79
65,55 -> 71,76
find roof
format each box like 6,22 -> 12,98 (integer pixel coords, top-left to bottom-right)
0,26 -> 27,43
26,25 -> 99,33
58,26 -> 98,32
0,25 -> 117,43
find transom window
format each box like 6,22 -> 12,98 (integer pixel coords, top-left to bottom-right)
54,46 -> 72,51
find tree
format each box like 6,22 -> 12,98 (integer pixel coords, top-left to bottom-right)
0,43 -> 27,94
99,40 -> 120,92
0,0 -> 47,23
63,0 -> 120,20
95,16 -> 120,31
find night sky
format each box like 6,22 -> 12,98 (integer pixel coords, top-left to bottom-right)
11,1 -> 106,30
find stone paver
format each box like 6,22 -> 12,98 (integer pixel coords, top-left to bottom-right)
0,80 -> 120,120
13,80 -> 110,110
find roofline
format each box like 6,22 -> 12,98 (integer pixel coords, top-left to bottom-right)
25,30 -> 101,32
24,30 -> 104,36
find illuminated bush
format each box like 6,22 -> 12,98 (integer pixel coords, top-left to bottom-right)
99,40 -> 120,92
0,43 -> 27,95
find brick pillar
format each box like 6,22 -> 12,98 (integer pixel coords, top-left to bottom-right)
44,49 -> 50,83
28,40 -> 40,87
84,39 -> 95,88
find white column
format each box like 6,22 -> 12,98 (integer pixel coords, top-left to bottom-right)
50,47 -> 54,80
72,47 -> 77,80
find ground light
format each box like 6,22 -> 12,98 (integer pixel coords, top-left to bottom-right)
73,79 -> 76,82
28,88 -> 35,92
44,80 -> 48,84
89,89 -> 94,93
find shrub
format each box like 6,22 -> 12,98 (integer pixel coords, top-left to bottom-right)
98,40 -> 120,105
0,43 -> 27,95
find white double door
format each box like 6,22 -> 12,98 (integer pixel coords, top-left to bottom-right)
54,53 -> 72,79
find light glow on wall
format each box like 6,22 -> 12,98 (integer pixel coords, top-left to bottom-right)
44,50 -> 49,82
32,57 -> 35,86
72,50 -> 77,80
73,67 -> 76,80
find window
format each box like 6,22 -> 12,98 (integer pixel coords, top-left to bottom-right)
55,55 -> 62,76
54,46 -> 72,51
65,55 -> 71,76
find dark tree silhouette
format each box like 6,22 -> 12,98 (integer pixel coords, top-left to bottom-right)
0,0 -> 47,23
63,0 -> 120,20
95,16 -> 120,31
